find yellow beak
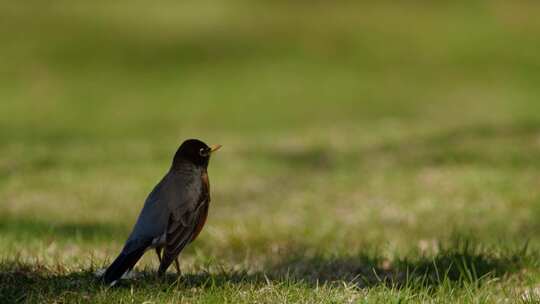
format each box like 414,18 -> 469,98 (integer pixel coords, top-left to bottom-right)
209,144 -> 222,153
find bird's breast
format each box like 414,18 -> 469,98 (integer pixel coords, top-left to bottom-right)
201,171 -> 210,193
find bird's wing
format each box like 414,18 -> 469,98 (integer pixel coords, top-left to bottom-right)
158,200 -> 209,274
190,202 -> 209,242
157,212 -> 196,273
158,170 -> 210,274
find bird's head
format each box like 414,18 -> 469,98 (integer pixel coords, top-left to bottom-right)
173,139 -> 222,168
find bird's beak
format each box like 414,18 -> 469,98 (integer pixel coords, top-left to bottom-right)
209,144 -> 222,153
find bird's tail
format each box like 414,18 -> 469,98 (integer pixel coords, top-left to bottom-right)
103,240 -> 150,285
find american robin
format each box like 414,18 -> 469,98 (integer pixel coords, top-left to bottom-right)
103,139 -> 221,286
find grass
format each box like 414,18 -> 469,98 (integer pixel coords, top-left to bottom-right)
1,241 -> 538,303
1,0 -> 540,302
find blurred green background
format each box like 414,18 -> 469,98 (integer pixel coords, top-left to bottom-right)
3,1 -> 540,140
1,1 -> 540,302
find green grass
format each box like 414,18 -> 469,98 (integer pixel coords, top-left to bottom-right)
2,0 -> 540,302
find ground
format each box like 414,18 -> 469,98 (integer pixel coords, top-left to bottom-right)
1,1 -> 540,303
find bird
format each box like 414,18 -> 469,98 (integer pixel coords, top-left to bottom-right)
102,139 -> 221,286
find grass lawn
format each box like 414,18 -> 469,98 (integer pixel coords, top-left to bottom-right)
1,1 -> 540,302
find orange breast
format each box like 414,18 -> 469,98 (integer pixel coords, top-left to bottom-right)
201,171 -> 210,193
191,170 -> 210,242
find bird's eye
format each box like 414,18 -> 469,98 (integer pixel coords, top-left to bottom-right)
199,148 -> 209,157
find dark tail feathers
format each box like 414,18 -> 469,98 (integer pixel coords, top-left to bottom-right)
103,241 -> 150,285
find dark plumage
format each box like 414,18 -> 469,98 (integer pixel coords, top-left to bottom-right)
102,139 -> 221,286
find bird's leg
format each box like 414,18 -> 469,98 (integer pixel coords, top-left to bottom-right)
155,248 -> 165,279
155,247 -> 162,263
174,258 -> 181,276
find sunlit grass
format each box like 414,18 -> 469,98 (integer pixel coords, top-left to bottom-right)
1,0 -> 540,302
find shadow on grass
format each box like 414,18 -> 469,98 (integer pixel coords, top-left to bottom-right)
374,120 -> 540,168
267,241 -> 530,288
244,120 -> 540,171
1,240 -> 534,302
